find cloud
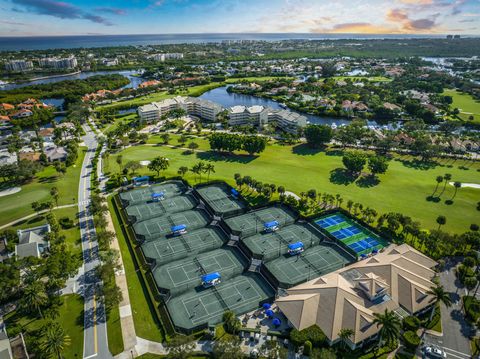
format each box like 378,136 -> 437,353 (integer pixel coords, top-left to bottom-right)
0,19 -> 26,26
320,22 -> 396,34
11,0 -> 113,25
95,7 -> 126,15
386,7 -> 438,31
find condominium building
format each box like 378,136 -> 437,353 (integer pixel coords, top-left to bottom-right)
149,53 -> 184,62
227,105 -> 269,126
138,96 -> 221,123
38,56 -> 78,69
268,109 -> 308,133
4,60 -> 33,72
227,106 -> 306,133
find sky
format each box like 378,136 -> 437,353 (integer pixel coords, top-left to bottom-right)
0,0 -> 478,36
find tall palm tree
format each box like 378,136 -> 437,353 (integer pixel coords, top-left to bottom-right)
439,173 -> 452,196
432,175 -> 443,196
204,164 -> 215,182
426,284 -> 452,322
451,181 -> 462,200
42,322 -> 71,359
436,215 -> 447,230
21,281 -> 48,318
338,328 -> 354,351
372,309 -> 401,350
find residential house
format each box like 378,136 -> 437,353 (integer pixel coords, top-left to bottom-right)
0,103 -> 15,111
0,237 -> 9,262
38,128 -> 55,142
11,109 -> 32,119
45,146 -> 68,162
0,116 -> 11,127
0,321 -> 30,359
15,224 -> 51,259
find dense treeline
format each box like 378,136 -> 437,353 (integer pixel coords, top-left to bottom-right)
209,133 -> 267,155
0,74 -> 130,106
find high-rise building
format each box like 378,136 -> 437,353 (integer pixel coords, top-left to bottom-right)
37,56 -> 78,69
4,60 -> 34,72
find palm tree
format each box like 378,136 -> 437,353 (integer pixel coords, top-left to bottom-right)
372,309 -> 401,350
426,284 -> 452,322
439,173 -> 452,196
338,328 -> 354,351
436,215 -> 447,230
177,166 -> 188,177
347,200 -> 354,213
222,310 -> 241,334
41,322 -> 71,359
451,181 -> 462,200
204,164 -> 215,182
432,175 -> 443,196
21,281 -> 48,318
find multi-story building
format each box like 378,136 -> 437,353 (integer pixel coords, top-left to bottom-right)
138,96 -> 221,123
268,109 -> 307,133
4,60 -> 33,72
148,53 -> 184,62
227,105 -> 269,127
38,56 -> 78,69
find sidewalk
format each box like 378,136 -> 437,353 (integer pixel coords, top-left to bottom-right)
0,203 -> 78,230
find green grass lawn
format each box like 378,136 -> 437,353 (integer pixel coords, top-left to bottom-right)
5,294 -> 84,359
331,75 -> 391,82
3,206 -> 82,258
443,89 -> 480,124
0,148 -> 86,227
146,133 -> 210,150
106,304 -> 124,355
108,196 -> 165,342
105,142 -> 480,234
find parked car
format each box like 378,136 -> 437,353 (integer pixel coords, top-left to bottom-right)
423,345 -> 447,358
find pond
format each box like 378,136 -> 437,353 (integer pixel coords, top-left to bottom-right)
199,86 -> 383,127
0,70 -> 144,91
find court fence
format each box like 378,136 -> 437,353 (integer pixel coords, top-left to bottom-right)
193,181 -> 248,219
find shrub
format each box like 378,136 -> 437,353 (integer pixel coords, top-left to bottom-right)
303,340 -> 312,356
59,216 -> 74,229
463,256 -> 476,268
463,296 -> 480,322
464,276 -> 478,290
290,329 -> 307,348
289,325 -> 327,348
403,316 -> 421,331
402,331 -> 421,350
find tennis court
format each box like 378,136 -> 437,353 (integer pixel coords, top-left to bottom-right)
243,223 -> 323,261
265,243 -> 354,288
225,206 -> 297,238
141,227 -> 228,266
133,209 -> 210,241
125,194 -> 198,223
167,272 -> 275,331
196,183 -> 246,217
119,180 -> 186,207
153,247 -> 248,295
314,213 -> 388,256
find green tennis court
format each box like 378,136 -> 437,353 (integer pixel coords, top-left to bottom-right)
265,243 -> 354,288
141,227 -> 228,266
196,183 -> 246,217
167,272 -> 275,331
314,213 -> 389,256
225,206 -> 297,238
133,209 -> 210,241
243,223 -> 323,261
125,194 -> 198,223
153,247 -> 248,295
119,180 -> 186,207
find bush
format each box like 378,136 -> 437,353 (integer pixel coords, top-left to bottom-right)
59,216 -> 74,229
289,325 -> 327,348
402,331 -> 421,350
304,340 -> 312,356
463,296 -> 480,322
403,316 -> 421,331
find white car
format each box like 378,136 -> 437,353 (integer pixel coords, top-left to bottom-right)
424,345 -> 447,358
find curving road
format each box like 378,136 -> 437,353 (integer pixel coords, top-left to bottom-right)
79,123 -> 112,359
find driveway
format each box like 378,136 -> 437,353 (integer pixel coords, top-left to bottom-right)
424,257 -> 473,359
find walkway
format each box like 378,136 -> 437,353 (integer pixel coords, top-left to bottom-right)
0,203 -> 78,230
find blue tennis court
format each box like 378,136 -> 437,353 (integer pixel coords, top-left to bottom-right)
315,215 -> 346,229
314,213 -> 388,256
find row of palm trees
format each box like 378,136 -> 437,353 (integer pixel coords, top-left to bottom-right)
432,173 -> 462,201
178,161 -> 215,183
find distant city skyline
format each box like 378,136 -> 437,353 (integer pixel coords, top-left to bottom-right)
0,0 -> 479,37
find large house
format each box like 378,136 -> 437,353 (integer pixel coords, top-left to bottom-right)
276,244 -> 437,349
15,224 -> 51,260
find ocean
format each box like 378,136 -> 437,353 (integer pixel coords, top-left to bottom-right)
0,33 -> 449,51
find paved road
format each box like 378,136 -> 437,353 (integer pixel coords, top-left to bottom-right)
424,257 -> 473,359
79,123 -> 112,359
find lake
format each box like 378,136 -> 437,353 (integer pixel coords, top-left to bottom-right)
200,86 -> 375,127
0,70 -> 144,91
